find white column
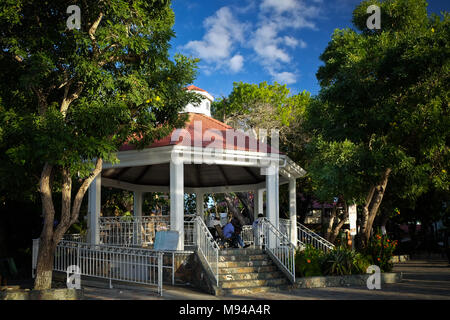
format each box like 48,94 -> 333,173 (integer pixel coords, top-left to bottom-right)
265,164 -> 279,248
133,191 -> 143,218
196,192 -> 204,217
289,178 -> 298,246
88,175 -> 101,245
275,170 -> 280,230
133,191 -> 143,245
170,159 -> 184,250
254,189 -> 264,220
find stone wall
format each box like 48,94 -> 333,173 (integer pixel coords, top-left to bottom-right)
294,272 -> 402,289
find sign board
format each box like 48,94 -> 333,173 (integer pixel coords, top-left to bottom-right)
349,204 -> 357,236
153,231 -> 179,251
220,212 -> 228,227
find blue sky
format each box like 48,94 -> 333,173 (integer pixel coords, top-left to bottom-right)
169,0 -> 449,100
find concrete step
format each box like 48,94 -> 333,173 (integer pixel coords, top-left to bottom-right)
218,271 -> 285,281
219,284 -> 291,296
220,278 -> 288,289
218,254 -> 267,262
220,248 -> 264,256
218,259 -> 273,268
218,265 -> 279,275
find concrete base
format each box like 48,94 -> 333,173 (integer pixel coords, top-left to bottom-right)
0,288 -> 83,300
294,272 -> 402,289
390,255 -> 410,263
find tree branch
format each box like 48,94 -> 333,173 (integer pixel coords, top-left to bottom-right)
69,158 -> 103,226
89,12 -> 104,56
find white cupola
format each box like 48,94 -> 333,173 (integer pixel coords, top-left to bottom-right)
183,85 -> 214,117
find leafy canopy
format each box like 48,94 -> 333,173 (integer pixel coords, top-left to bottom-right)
305,0 -> 449,203
0,0 -> 199,181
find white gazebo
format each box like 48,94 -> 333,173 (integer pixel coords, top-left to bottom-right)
87,86 -> 306,251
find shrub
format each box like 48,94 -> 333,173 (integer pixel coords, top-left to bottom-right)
364,232 -> 398,272
295,245 -> 324,277
321,246 -> 370,276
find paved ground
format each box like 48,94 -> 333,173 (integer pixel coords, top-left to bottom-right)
83,259 -> 450,300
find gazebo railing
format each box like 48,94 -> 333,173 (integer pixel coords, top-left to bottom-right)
97,215 -> 195,248
297,222 -> 334,252
279,218 -> 334,252
258,218 -> 295,283
194,216 -> 219,287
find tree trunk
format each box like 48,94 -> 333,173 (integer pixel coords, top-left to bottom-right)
34,159 -> 103,290
235,192 -> 254,223
325,206 -> 337,241
360,168 -> 392,247
34,237 -> 56,290
329,202 -> 349,244
224,193 -> 247,226
34,163 -> 56,290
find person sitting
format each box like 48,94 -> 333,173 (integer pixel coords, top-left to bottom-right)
223,219 -> 248,248
234,221 -> 249,248
223,221 -> 235,246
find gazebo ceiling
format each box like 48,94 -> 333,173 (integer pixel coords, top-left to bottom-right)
102,163 -> 267,188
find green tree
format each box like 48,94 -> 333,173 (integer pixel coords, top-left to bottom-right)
212,81 -> 312,224
307,0 -> 449,247
0,0 -> 198,289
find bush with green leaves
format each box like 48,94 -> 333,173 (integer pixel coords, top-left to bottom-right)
364,232 -> 398,272
295,244 -> 325,277
321,246 -> 371,276
295,245 -> 371,277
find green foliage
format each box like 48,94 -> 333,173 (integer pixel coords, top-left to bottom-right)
321,246 -> 371,276
295,245 -> 324,277
295,245 -> 371,277
304,0 -> 449,216
0,0 -> 199,183
364,232 -> 398,272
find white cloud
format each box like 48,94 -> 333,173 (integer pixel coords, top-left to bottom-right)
251,23 -> 291,65
229,54 -> 244,73
249,0 -> 320,82
271,71 -> 298,84
283,36 -> 299,48
182,7 -> 248,73
260,0 -> 299,13
181,1 -> 321,80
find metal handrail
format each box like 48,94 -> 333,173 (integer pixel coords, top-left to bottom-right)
259,218 -> 296,283
194,216 -> 219,287
297,222 -> 335,252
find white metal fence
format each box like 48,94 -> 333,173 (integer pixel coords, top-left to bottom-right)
297,222 -> 334,252
97,215 -> 196,248
32,239 -> 187,296
278,218 -> 335,252
194,216 -> 219,287
258,218 -> 296,283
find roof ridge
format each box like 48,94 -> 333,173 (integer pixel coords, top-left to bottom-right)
193,112 -> 232,129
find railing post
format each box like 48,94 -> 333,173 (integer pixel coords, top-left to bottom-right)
172,252 -> 175,286
158,251 -> 163,296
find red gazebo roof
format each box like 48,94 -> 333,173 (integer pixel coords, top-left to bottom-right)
185,85 -> 207,92
119,113 -> 281,154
